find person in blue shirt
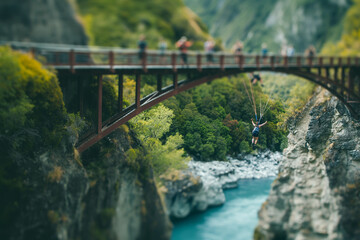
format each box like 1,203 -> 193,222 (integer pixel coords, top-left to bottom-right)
138,35 -> 147,60
251,118 -> 268,147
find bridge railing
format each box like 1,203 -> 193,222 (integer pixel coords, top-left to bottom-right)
3,41 -> 359,70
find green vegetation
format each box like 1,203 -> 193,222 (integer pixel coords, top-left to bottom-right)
0,46 -> 69,238
130,104 -> 190,177
163,75 -> 289,160
0,46 -> 67,147
262,74 -> 316,121
75,0 -> 210,49
322,0 -> 360,56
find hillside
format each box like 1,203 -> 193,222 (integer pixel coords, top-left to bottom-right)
0,0 -> 87,44
75,0 -> 210,49
184,0 -> 351,53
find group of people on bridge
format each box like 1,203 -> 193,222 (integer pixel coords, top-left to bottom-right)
138,35 -> 320,149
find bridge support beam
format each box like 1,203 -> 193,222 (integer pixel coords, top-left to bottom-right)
157,74 -> 162,92
341,68 -> 345,96
118,74 -> 123,112
173,73 -> 178,89
334,67 -> 338,91
136,74 -> 141,108
97,75 -> 103,134
78,76 -> 84,116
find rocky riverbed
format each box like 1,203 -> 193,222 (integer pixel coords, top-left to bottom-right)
161,150 -> 282,218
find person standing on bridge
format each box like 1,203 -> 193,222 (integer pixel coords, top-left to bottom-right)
305,45 -> 316,57
158,37 -> 167,64
232,40 -> 244,55
261,43 -> 268,64
251,118 -> 267,148
232,40 -> 244,64
138,35 -> 147,61
204,39 -> 215,63
176,36 -> 192,66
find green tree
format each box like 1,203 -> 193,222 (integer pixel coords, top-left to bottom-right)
130,105 -> 189,176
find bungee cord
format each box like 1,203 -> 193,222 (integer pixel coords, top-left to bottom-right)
244,73 -> 276,123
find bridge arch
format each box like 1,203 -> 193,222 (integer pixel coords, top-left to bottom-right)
76,67 -> 359,153
2,42 -> 358,152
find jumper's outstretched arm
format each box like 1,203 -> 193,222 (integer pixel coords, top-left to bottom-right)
259,121 -> 268,127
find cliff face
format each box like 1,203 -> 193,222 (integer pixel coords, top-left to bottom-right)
9,127 -> 171,240
184,0 -> 350,51
0,0 -> 88,44
255,88 -> 360,240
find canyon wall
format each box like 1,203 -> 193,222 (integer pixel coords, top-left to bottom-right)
255,88 -> 360,240
0,0 -> 87,44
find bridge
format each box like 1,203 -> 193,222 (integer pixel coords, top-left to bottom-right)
4,42 -> 360,153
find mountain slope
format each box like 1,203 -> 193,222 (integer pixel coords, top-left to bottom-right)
184,0 -> 351,52
75,0 -> 210,48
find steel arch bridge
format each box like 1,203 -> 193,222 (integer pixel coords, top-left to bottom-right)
4,42 -> 360,153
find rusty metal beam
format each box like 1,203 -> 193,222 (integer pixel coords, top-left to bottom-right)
334,67 -> 338,94
279,69 -> 358,118
173,73 -> 178,89
220,55 -> 224,71
197,54 -> 202,72
109,51 -> 114,73
136,74 -> 141,108
69,49 -> 75,73
348,68 -> 353,100
97,75 -> 103,134
157,74 -> 162,92
77,74 -> 224,153
341,67 -> 345,97
172,53 -> 177,72
78,76 -> 84,116
118,74 -> 123,112
284,56 -> 288,68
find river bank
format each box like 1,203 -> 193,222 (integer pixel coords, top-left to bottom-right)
161,150 -> 282,219
172,178 -> 274,240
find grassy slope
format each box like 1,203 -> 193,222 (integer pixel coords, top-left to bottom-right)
322,0 -> 360,56
75,0 -> 210,49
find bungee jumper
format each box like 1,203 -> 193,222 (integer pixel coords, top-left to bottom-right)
251,118 -> 267,147
242,74 -> 274,149
250,72 -> 264,86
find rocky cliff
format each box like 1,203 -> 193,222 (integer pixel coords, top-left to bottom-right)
184,0 -> 350,52
7,126 -> 171,240
0,0 -> 88,44
255,88 -> 360,240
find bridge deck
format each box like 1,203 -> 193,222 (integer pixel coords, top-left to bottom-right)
2,41 -> 359,152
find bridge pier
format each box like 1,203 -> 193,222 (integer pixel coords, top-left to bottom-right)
118,74 -> 123,112
157,74 -> 162,92
78,76 -> 84,116
97,75 -> 103,134
136,74 -> 141,109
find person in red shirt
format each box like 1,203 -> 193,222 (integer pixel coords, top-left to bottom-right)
176,36 -> 192,66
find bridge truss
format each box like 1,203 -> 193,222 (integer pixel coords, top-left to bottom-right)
4,42 -> 360,152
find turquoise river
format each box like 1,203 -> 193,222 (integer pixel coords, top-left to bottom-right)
171,178 -> 274,240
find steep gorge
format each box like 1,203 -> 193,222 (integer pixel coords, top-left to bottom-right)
255,88 -> 360,240
0,0 -> 172,239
